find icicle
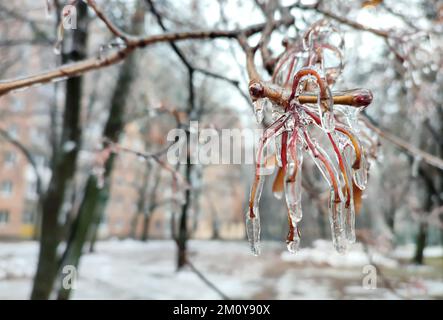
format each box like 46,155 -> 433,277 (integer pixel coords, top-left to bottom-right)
246,173 -> 264,255
253,98 -> 272,124
275,134 -> 283,167
306,140 -> 343,200
54,21 -> 64,55
253,99 -> 264,124
343,146 -> 356,243
353,150 -> 368,190
286,224 -> 301,253
328,189 -> 347,253
246,214 -> 261,256
284,146 -> 303,223
411,155 -> 422,178
344,108 -> 360,132
246,114 -> 288,255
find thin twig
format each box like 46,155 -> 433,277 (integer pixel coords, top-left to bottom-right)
0,1 -> 293,97
361,114 -> 443,171
186,258 -> 230,300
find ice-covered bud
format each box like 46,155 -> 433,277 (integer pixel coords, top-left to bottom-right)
249,82 -> 265,100
351,89 -> 373,109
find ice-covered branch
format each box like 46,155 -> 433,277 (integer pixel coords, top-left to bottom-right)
0,1 -> 294,97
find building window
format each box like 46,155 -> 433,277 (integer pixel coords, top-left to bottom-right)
22,210 -> 35,224
4,151 -> 17,166
26,181 -> 38,199
0,181 -> 13,197
0,210 -> 10,225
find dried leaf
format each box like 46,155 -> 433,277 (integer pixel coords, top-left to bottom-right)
272,167 -> 285,194
362,0 -> 383,8
353,181 -> 363,214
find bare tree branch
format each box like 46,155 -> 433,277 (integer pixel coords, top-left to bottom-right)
0,0 -> 294,97
362,114 -> 443,171
0,127 -> 43,197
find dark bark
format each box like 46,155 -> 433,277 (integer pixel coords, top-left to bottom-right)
136,162 -> 152,240
141,213 -> 151,242
88,186 -> 108,253
177,70 -> 196,270
141,165 -> 162,241
413,221 -> 428,264
177,146 -> 192,269
30,2 -> 88,300
413,166 -> 435,264
56,3 -> 144,300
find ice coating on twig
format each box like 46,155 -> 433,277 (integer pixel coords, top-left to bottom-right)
246,20 -> 373,254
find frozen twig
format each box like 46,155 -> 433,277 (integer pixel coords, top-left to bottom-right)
362,114 -> 443,171
0,0 -> 294,97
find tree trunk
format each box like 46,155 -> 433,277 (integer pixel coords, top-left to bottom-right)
141,212 -> 151,242
57,174 -> 103,300
141,164 -> 162,241
56,3 -> 144,300
88,187 -> 108,253
177,137 -> 192,269
413,221 -> 428,264
413,165 -> 435,265
135,162 -> 152,240
31,2 -> 88,300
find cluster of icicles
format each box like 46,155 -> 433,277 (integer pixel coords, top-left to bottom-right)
246,20 -> 374,255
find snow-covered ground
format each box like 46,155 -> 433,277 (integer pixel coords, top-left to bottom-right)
0,239 -> 441,300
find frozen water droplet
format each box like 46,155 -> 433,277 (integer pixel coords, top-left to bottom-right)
353,152 -> 368,190
255,109 -> 264,124
273,190 -> 283,200
321,109 -> 335,132
287,238 -> 300,253
53,42 -> 62,55
253,99 -> 265,124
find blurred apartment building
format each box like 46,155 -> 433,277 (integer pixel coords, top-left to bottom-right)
0,108 -> 247,240
0,79 -> 247,241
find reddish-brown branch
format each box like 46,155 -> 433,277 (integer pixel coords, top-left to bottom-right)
248,79 -> 372,109
0,6 -> 294,97
303,130 -> 341,203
